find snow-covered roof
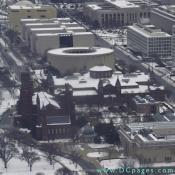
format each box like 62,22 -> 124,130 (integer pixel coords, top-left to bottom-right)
47,116 -> 70,125
128,24 -> 171,38
32,91 -> 60,109
13,0 -> 34,6
105,0 -> 139,8
121,121 -> 175,145
33,69 -> 47,83
9,1 -> 55,9
53,71 -> 151,95
73,89 -> 97,96
90,65 -> 112,72
48,47 -> 113,56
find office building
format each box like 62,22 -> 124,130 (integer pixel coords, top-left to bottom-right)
47,47 -> 113,74
127,24 -> 171,58
119,121 -> 175,163
151,5 -> 175,34
84,0 -> 151,28
8,0 -> 57,31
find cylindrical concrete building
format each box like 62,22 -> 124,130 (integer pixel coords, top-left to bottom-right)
47,47 -> 115,74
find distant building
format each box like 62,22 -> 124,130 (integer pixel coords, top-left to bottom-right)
17,72 -> 75,141
51,65 -> 165,104
21,17 -> 71,38
20,18 -> 95,57
150,5 -> 175,34
127,24 -> 171,58
47,47 -> 114,74
151,0 -> 175,5
172,25 -> 175,60
131,95 -> 160,114
8,0 -> 57,31
119,121 -> 175,163
78,123 -> 96,143
33,91 -> 72,141
33,32 -> 94,57
84,0 -> 151,28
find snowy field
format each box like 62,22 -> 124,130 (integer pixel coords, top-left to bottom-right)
0,145 -> 84,175
0,156 -> 62,175
87,152 -> 108,158
88,144 -> 113,149
100,158 -> 139,169
93,29 -> 127,46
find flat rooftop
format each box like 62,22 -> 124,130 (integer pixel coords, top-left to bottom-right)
86,3 -> 116,11
30,27 -> 64,31
121,121 -> 175,145
53,71 -> 153,95
105,0 -> 140,8
35,31 -> 92,36
9,4 -> 55,10
133,95 -> 159,104
128,24 -> 171,38
25,22 -> 60,26
127,121 -> 175,131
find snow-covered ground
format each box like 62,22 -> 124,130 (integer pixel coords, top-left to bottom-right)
75,144 -> 84,151
101,158 -> 175,169
88,144 -> 113,149
39,139 -> 71,143
0,88 -> 19,116
57,156 -> 84,174
87,152 -> 108,158
93,29 -> 127,46
0,143 -> 85,175
147,162 -> 175,167
100,158 -> 139,169
0,156 -> 62,175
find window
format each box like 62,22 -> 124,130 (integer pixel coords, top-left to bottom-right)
37,9 -> 47,12
52,129 -> 54,135
11,10 -> 19,12
40,15 -> 46,18
165,157 -> 172,162
60,34 -> 73,48
59,128 -> 62,134
27,16 -> 31,18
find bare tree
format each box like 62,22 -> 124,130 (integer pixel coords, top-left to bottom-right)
108,146 -> 115,161
41,143 -> 61,168
119,157 -> 136,168
70,145 -> 81,168
21,147 -> 40,171
0,132 -> 19,169
54,167 -> 74,175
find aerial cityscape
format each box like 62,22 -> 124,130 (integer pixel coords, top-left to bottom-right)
1,0 -> 175,174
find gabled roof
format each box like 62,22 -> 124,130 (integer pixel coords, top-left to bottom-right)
32,91 -> 60,109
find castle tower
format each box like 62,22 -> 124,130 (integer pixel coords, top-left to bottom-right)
98,79 -> 104,105
64,83 -> 76,125
18,72 -> 33,128
115,77 -> 121,103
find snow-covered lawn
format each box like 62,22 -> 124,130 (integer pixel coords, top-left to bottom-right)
0,146 -> 85,175
87,152 -> 108,158
88,144 -> 113,149
75,144 -> 84,151
0,156 -> 62,175
57,156 -> 84,173
39,139 -> 71,144
147,162 -> 175,167
100,158 -> 139,169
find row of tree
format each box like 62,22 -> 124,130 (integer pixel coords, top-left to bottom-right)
0,129 -> 81,174
0,131 -> 40,171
